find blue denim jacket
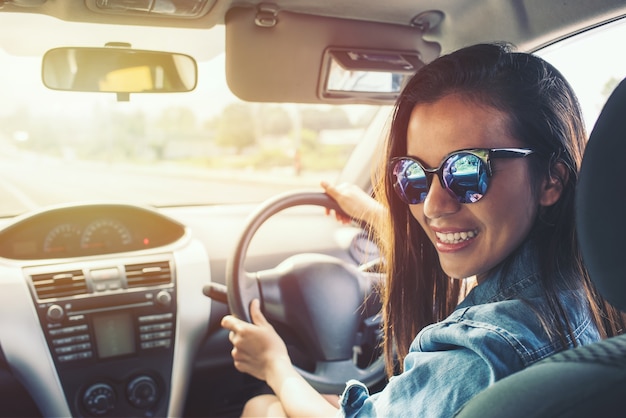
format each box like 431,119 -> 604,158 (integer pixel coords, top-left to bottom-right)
339,243 -> 601,417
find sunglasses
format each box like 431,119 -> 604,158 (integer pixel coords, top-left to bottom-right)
390,148 -> 534,204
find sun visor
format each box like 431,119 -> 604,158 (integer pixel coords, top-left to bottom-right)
224,6 -> 441,104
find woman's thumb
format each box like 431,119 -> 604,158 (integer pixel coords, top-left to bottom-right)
249,299 -> 268,326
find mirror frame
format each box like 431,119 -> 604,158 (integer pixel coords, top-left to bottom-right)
42,46 -> 198,96
319,47 -> 424,103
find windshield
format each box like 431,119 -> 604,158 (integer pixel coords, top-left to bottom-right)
1,13 -> 625,218
0,14 -> 382,217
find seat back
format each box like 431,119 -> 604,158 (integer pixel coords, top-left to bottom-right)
576,78 -> 626,311
454,78 -> 626,418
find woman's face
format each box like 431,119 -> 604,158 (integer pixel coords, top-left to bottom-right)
406,94 -> 539,281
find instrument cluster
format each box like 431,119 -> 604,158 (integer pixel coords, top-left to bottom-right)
42,217 -> 132,255
0,203 -> 186,260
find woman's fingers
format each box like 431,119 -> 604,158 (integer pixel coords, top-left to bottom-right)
249,299 -> 270,326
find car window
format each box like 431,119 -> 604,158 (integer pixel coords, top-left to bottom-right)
536,17 -> 626,130
0,14 -> 380,217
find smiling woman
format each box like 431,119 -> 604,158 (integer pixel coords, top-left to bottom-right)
0,3 -> 625,418
220,41 -> 626,418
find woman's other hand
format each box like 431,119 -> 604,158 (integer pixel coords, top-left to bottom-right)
221,299 -> 291,382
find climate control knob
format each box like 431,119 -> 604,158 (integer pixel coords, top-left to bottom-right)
127,375 -> 159,408
82,383 -> 115,416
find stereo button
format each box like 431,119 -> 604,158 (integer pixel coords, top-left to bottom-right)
49,324 -> 88,336
140,331 -> 172,341
139,322 -> 172,333
46,305 -> 64,322
138,313 -> 173,323
58,351 -> 93,362
156,290 -> 172,307
52,334 -> 90,346
68,314 -> 86,322
55,342 -> 92,354
140,339 -> 171,349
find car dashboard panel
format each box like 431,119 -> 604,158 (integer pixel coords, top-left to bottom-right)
0,203 -> 186,260
0,203 -> 212,418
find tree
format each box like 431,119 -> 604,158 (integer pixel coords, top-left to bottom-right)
601,77 -> 621,103
258,105 -> 292,136
215,103 -> 256,153
300,107 -> 351,132
156,106 -> 197,135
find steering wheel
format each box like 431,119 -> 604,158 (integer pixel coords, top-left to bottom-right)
225,190 -> 385,394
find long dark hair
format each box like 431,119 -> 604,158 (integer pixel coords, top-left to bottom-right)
374,42 -> 625,376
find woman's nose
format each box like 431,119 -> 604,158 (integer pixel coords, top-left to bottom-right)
422,179 -> 461,219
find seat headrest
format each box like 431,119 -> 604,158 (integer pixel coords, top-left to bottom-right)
577,78 -> 626,311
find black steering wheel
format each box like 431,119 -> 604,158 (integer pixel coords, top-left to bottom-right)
225,190 -> 385,394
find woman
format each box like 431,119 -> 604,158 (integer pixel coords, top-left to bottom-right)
221,43 -> 624,417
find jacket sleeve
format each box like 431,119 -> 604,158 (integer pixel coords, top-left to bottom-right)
339,347 -> 493,418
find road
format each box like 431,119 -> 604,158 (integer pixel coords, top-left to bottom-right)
0,155 -> 321,216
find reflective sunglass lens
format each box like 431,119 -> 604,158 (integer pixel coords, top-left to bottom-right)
444,153 -> 488,203
392,159 -> 428,204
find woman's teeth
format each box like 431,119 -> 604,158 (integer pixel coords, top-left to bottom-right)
436,230 -> 477,244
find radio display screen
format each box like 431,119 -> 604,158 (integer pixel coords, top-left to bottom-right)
93,312 -> 135,359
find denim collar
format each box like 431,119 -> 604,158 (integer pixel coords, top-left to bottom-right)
457,240 -> 542,309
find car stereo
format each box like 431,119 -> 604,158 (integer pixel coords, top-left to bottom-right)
26,257 -> 176,417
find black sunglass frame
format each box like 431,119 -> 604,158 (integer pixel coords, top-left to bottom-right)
389,147 -> 535,204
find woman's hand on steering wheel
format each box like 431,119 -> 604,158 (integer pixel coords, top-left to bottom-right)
221,299 -> 292,382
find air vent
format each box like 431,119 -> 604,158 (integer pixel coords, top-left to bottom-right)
125,261 -> 172,288
31,270 -> 88,300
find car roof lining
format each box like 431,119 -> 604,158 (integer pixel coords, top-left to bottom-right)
224,2 -> 626,104
4,1 -> 626,46
2,1 -> 626,104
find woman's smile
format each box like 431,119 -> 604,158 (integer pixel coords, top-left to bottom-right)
432,227 -> 479,253
434,229 -> 478,245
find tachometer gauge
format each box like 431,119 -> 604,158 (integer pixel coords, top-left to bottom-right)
80,218 -> 132,252
43,223 -> 82,255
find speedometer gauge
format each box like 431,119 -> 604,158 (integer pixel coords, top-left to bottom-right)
80,218 -> 132,252
43,223 -> 82,254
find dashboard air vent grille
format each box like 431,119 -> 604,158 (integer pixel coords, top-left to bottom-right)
125,261 -> 172,288
31,270 -> 88,300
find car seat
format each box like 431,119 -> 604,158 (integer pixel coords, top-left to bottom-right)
454,77 -> 626,418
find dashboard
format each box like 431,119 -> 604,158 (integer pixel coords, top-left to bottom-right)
0,203 -> 186,259
0,201 -> 375,417
0,203 -> 212,417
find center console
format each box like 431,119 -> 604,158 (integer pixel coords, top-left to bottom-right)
26,256 -> 177,417
0,204 -> 212,418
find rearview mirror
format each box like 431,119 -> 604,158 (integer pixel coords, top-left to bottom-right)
42,47 -> 197,96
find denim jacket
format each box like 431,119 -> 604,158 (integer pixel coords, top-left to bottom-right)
339,243 -> 601,417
